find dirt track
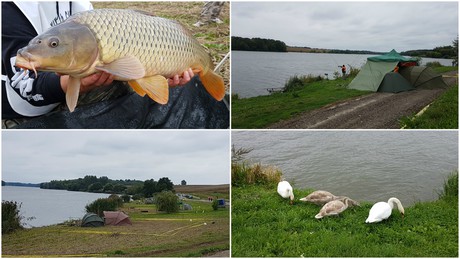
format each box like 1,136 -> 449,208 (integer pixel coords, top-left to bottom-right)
268,72 -> 457,129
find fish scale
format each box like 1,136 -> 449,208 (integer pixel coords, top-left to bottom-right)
69,9 -> 204,76
15,8 -> 225,112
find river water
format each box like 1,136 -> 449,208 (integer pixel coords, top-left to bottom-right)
232,51 -> 455,98
2,186 -> 109,227
232,131 -> 458,206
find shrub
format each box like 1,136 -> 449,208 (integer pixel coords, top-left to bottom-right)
232,162 -> 282,188
132,194 -> 143,201
2,201 -> 23,234
283,74 -> 322,92
348,66 -> 360,77
212,199 -> 219,210
85,198 -> 120,217
121,194 -> 131,203
426,61 -> 443,67
108,194 -> 124,207
156,191 -> 179,213
438,171 -> 458,201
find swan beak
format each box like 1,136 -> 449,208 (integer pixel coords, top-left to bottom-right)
289,200 -> 294,205
401,212 -> 405,218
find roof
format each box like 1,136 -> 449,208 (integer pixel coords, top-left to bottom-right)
367,49 -> 418,62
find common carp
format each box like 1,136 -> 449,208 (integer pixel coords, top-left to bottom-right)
15,8 -> 225,112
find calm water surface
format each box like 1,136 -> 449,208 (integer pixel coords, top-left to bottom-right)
232,131 -> 458,206
232,51 -> 454,98
2,186 -> 109,227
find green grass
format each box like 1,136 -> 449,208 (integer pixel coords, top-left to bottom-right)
432,66 -> 458,73
232,76 -> 369,128
400,84 -> 458,129
232,177 -> 458,257
2,192 -> 229,257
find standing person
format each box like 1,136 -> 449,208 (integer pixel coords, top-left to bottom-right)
340,64 -> 347,79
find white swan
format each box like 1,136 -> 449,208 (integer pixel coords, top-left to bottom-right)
365,197 -> 405,223
299,190 -> 340,205
315,197 -> 354,219
277,180 -> 294,204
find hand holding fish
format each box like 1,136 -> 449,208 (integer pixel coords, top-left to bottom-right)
168,68 -> 194,87
60,72 -> 114,94
59,68 -> 193,95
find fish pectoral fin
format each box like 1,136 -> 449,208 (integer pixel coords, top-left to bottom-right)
135,75 -> 169,104
197,67 -> 225,101
96,56 -> 145,80
66,76 -> 81,112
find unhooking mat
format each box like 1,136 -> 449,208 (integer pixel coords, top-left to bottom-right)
14,77 -> 229,129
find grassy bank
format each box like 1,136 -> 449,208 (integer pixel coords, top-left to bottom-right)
401,84 -> 458,129
432,66 -> 458,73
231,162 -> 458,257
2,186 -> 229,257
232,76 -> 369,128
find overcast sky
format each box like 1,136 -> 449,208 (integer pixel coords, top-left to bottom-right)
232,2 -> 458,52
2,131 -> 229,185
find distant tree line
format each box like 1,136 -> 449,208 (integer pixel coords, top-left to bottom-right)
232,36 -> 287,52
401,45 -> 456,59
40,175 -> 175,198
287,46 -> 382,55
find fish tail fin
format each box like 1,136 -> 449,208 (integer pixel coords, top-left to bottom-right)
198,68 -> 225,101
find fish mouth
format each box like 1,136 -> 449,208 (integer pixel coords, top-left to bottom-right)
15,51 -> 40,77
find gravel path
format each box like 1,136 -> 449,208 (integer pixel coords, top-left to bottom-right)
205,250 -> 230,257
268,71 -> 457,129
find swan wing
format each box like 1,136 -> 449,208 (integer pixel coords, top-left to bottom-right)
277,181 -> 292,198
301,190 -> 335,205
365,202 -> 392,223
316,200 -> 346,218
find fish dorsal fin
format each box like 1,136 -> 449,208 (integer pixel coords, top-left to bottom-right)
66,76 -> 81,112
197,67 -> 225,101
96,56 -> 145,80
132,75 -> 169,104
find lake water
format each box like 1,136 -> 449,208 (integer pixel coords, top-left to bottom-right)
232,51 -> 455,98
2,186 -> 109,227
232,131 -> 458,206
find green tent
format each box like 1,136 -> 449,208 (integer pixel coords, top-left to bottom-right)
348,49 -> 418,92
378,72 -> 415,93
399,66 -> 449,89
81,213 -> 104,227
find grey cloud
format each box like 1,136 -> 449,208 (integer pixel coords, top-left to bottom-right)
232,2 -> 458,52
2,131 -> 229,185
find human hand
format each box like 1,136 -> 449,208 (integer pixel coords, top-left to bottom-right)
60,72 -> 114,93
168,68 -> 194,87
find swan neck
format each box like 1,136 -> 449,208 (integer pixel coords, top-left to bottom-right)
388,197 -> 404,212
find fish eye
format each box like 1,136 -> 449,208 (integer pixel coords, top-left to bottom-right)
48,38 -> 59,48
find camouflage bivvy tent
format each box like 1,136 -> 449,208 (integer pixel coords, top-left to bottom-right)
348,49 -> 448,93
81,213 -> 104,227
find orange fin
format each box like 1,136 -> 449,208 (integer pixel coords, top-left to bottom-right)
128,80 -> 147,97
66,76 -> 81,112
198,69 -> 225,101
135,75 -> 169,104
96,56 -> 145,80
